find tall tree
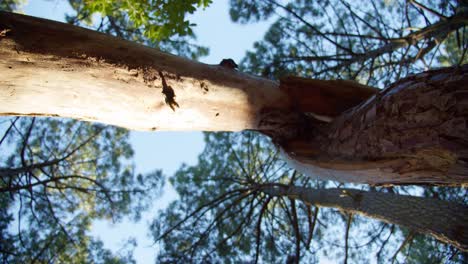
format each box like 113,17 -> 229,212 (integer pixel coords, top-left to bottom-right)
150,2 -> 468,258
231,0 -> 467,83
228,0 -> 467,185
64,0 -> 211,59
0,0 -> 209,260
0,117 -> 164,262
1,1 -> 467,185
151,131 -> 467,263
1,0 -> 466,262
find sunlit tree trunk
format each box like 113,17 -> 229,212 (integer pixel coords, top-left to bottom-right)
0,12 -> 289,132
1,12 -> 467,186
259,184 -> 468,251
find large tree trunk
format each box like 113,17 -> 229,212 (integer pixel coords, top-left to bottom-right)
259,184 -> 468,251
280,65 -> 468,186
1,12 -> 467,186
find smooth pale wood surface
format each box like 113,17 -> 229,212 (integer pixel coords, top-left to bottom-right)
0,11 -> 288,131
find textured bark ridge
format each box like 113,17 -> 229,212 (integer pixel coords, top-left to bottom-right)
260,185 -> 468,251
280,65 -> 468,185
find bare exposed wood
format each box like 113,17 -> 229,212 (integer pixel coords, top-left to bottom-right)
0,11 -> 289,131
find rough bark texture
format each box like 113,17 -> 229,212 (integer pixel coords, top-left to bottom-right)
261,184 -> 468,251
0,11 -> 289,131
281,65 -> 468,186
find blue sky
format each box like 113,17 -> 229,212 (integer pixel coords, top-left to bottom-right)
22,1 -> 271,262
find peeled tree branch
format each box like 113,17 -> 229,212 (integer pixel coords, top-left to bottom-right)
0,12 -> 467,186
0,12 -> 288,132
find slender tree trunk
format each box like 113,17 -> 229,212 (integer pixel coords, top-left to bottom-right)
1,12 -> 467,185
260,184 -> 468,251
